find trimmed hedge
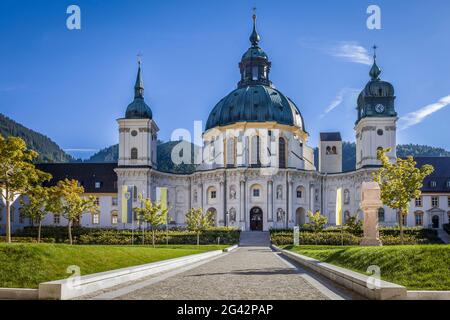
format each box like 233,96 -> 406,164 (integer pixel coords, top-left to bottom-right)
270,227 -> 443,246
0,236 -> 55,243
14,226 -> 240,245
271,232 -> 360,246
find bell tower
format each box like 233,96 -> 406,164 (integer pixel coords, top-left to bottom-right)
355,47 -> 398,169
117,59 -> 158,168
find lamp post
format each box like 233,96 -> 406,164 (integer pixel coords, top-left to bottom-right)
138,191 -> 145,245
225,211 -> 229,228
124,191 -> 132,245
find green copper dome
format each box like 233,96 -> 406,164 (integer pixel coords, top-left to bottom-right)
125,62 -> 153,119
205,85 -> 305,131
205,13 -> 305,131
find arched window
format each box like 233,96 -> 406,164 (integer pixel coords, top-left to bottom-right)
326,146 -> 332,155
111,210 -> 118,225
207,186 -> 217,204
131,148 -> 138,160
92,212 -> 100,225
250,136 -> 261,166
344,211 -> 351,224
133,186 -> 138,202
296,186 -> 305,199
226,138 -> 236,167
251,184 -> 263,199
378,208 -> 385,223
332,146 -> 337,155
279,137 -> 287,168
415,211 -> 424,226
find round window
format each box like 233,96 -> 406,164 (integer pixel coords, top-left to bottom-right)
377,129 -> 384,136
131,130 -> 138,137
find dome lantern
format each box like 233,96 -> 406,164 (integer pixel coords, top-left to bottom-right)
237,11 -> 272,88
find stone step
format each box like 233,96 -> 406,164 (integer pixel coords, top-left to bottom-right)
239,231 -> 271,246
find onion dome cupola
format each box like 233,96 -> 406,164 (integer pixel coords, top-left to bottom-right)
356,46 -> 397,124
205,12 -> 305,132
125,60 -> 153,119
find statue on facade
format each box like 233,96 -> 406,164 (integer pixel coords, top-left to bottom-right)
344,189 -> 350,205
229,207 -> 236,224
276,208 -> 285,222
229,186 -> 237,200
276,185 -> 283,199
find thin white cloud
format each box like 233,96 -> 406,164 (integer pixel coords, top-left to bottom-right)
399,95 -> 450,130
64,148 -> 99,152
321,88 -> 360,118
329,42 -> 372,66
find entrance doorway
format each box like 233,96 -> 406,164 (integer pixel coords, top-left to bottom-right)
432,215 -> 440,229
296,208 -> 306,226
250,207 -> 263,231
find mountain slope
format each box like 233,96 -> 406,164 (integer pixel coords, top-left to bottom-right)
86,141 -> 198,174
0,113 -> 73,163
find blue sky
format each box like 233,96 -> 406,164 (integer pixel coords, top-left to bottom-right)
1,0 -> 450,159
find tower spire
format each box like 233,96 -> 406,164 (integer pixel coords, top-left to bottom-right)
369,45 -> 381,80
134,53 -> 144,99
249,8 -> 260,47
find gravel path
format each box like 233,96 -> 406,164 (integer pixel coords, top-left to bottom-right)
94,246 -> 349,300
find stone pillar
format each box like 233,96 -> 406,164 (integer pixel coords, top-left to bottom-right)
288,180 -> 294,228
239,178 -> 246,226
267,180 -> 273,222
360,182 -> 383,246
199,183 -> 204,212
219,180 -> 225,226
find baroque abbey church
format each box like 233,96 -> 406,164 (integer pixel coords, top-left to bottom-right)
3,14 -> 450,233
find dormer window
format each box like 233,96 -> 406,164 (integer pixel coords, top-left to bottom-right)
446,181 -> 450,188
430,181 -> 437,188
95,182 -> 102,189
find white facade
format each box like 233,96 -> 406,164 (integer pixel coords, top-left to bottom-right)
2,20 -> 450,235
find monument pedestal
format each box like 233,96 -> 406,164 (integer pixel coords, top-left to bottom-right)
360,182 -> 383,247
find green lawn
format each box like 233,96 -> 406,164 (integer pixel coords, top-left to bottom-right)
285,245 -> 450,291
0,244 -> 227,289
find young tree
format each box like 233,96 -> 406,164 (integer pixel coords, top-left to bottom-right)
0,135 -> 51,243
373,148 -> 434,244
133,198 -> 168,247
19,186 -> 51,243
47,179 -> 98,245
306,211 -> 328,233
345,216 -> 363,236
185,208 -> 214,245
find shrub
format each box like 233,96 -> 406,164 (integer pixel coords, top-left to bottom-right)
345,216 -> 363,236
0,236 -> 55,243
271,232 -> 360,246
14,226 -> 240,245
270,226 -> 442,246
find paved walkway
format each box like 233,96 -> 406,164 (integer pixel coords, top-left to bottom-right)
85,232 -> 359,300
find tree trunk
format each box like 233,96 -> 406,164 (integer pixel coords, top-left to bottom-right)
5,198 -> 11,244
38,220 -> 42,243
68,220 -> 73,245
399,211 -> 404,245
197,232 -> 200,246
152,229 -> 155,248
